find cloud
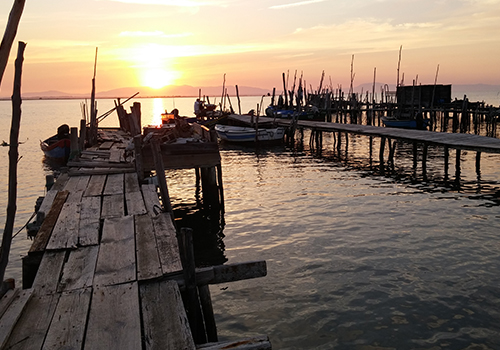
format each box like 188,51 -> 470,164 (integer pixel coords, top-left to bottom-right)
270,0 -> 326,9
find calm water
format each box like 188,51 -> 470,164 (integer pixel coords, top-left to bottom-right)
1,95 -> 500,349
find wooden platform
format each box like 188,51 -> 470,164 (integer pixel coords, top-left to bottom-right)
0,128 -> 271,350
229,114 -> 500,154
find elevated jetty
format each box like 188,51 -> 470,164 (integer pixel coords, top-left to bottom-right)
0,112 -> 271,349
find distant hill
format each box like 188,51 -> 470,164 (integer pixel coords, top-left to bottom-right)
0,85 -> 273,100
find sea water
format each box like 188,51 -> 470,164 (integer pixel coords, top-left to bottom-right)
0,95 -> 499,349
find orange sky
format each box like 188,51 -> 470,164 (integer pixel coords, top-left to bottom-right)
1,0 -> 500,96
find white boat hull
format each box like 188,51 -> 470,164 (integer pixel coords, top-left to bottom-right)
215,125 -> 285,142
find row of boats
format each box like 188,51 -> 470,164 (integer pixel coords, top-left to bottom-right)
41,102 -> 429,160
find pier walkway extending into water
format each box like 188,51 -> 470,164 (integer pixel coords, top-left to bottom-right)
0,126 -> 270,350
229,114 -> 500,154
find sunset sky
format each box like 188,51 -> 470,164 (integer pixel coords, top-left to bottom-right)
1,0 -> 499,96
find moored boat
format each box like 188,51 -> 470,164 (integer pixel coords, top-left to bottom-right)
381,112 -> 430,130
214,124 -> 285,143
40,124 -> 71,159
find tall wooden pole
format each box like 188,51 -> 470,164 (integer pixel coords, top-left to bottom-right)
90,47 -> 98,145
0,0 -> 25,85
0,41 -> 26,289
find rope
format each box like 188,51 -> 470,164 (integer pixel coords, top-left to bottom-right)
12,211 -> 36,239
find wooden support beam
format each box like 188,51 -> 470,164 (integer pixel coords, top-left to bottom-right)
151,138 -> 172,212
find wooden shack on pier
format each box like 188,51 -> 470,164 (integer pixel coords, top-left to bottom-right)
396,84 -> 452,108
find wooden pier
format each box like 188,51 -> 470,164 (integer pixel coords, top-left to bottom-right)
0,123 -> 271,349
228,114 -> 500,179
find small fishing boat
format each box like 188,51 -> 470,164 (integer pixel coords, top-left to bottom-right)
381,112 -> 430,130
40,124 -> 71,159
215,124 -> 285,143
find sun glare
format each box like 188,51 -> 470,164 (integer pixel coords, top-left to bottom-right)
142,69 -> 178,89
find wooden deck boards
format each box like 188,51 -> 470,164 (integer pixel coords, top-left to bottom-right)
2,129 -> 270,350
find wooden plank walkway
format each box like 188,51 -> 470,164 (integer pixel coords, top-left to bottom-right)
229,114 -> 500,154
1,128 -> 271,350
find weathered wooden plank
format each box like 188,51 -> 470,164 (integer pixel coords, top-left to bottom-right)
58,246 -> 99,292
36,189 -> 58,218
78,196 -> 101,246
83,174 -> 106,197
84,282 -> 141,350
46,201 -> 80,250
64,175 -> 90,203
3,293 -> 60,350
51,172 -> 70,191
29,191 -> 69,254
94,216 -> 136,286
109,148 -> 122,163
104,173 -> 124,195
140,280 -> 195,350
0,289 -> 19,318
99,141 -> 114,150
135,214 -> 162,281
124,172 -> 141,192
68,167 -> 136,176
152,212 -> 182,275
126,191 -> 147,215
68,160 -> 133,168
101,194 -> 125,219
196,336 -> 272,350
42,288 -> 91,350
0,289 -> 33,349
31,251 -> 66,295
162,261 -> 267,289
142,183 -> 162,216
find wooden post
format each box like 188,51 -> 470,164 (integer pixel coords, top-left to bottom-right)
475,151 -> 481,177
216,164 -> 225,215
133,135 -> 144,182
198,285 -> 218,342
201,167 -> 219,212
379,136 -> 386,171
70,127 -> 79,160
179,227 -> 207,344
422,143 -> 428,180
455,148 -> 461,187
444,146 -> 449,182
235,85 -> 241,115
150,138 -> 172,212
79,118 -> 86,151
89,47 -> 98,146
0,41 -> 25,291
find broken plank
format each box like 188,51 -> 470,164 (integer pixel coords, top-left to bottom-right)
46,201 -> 80,250
42,288 -> 91,350
94,216 -> 136,287
58,246 -> 99,292
152,212 -> 182,275
101,194 -> 124,219
135,214 -> 162,281
109,149 -> 123,163
84,282 -> 141,350
29,191 -> 69,254
79,196 -> 100,246
140,280 -> 195,350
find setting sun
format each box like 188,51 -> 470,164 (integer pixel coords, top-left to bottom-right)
142,68 -> 179,89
